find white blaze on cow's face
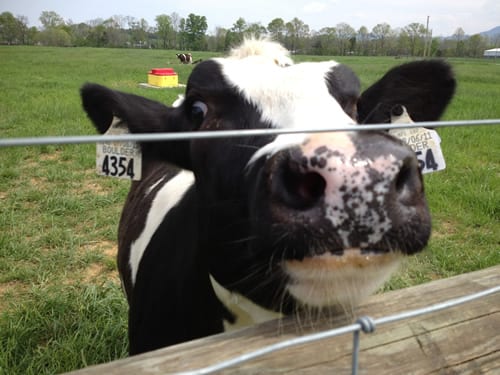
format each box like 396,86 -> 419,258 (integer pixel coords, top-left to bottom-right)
218,58 -> 357,164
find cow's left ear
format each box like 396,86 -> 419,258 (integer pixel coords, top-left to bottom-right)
81,83 -> 193,169
357,60 -> 456,124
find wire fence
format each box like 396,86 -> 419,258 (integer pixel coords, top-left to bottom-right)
0,119 -> 499,148
176,284 -> 500,375
1,119 -> 499,374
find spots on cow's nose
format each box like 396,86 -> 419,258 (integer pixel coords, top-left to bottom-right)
267,131 -> 426,250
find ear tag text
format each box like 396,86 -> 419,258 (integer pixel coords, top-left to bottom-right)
96,117 -> 142,181
389,107 -> 446,174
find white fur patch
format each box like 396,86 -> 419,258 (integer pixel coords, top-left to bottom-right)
229,37 -> 293,67
129,170 -> 195,285
219,60 -> 353,131
217,54 -> 356,165
145,175 -> 167,196
210,275 -> 281,330
284,250 -> 401,309
172,94 -> 185,107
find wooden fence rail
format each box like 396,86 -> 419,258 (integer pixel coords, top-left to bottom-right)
68,265 -> 500,374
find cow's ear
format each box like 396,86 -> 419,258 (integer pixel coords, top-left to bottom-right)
326,64 -> 361,120
357,60 -> 456,124
81,83 -> 192,169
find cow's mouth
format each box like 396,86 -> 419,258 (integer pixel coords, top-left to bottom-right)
287,248 -> 398,270
283,248 -> 402,308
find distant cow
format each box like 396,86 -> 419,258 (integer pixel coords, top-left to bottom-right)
81,38 -> 455,355
176,53 -> 192,64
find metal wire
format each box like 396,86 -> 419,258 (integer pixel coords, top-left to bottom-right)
177,284 -> 500,374
352,316 -> 376,375
0,119 -> 499,148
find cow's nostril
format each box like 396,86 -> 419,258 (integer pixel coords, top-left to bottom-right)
395,157 -> 421,197
279,169 -> 326,210
395,161 -> 411,193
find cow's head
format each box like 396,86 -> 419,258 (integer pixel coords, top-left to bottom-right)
82,39 -> 455,315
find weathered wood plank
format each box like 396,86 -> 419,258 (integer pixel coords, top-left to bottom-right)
68,265 -> 500,374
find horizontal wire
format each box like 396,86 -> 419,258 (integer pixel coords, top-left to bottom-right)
178,284 -> 500,374
0,119 -> 499,148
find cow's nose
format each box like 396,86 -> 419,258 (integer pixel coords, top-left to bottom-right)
269,131 -> 424,245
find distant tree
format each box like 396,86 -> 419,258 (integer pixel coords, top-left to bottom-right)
336,22 -> 356,55
0,12 -> 32,44
36,27 -> 71,46
0,12 -> 19,44
230,17 -> 247,45
245,22 -> 267,38
453,27 -> 466,56
207,26 -> 227,51
357,26 -> 370,55
129,18 -> 149,47
404,22 -> 426,56
428,37 -> 440,57
224,30 -> 240,50
88,23 -> 107,47
99,17 -> 128,47
111,15 -> 127,29
285,17 -> 309,52
27,26 -> 38,45
396,28 -> 410,55
178,18 -> 187,49
156,14 -> 173,49
169,12 -> 180,48
14,15 -> 29,44
39,10 -> 64,30
232,17 -> 247,34
184,13 -> 207,50
467,33 -> 486,57
70,22 -> 91,46
372,23 -> 391,55
317,27 -> 337,55
267,18 -> 286,43
87,18 -> 104,27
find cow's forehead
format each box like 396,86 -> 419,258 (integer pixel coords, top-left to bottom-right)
213,57 -> 356,129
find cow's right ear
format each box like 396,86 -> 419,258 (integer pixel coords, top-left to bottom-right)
81,83 -> 192,169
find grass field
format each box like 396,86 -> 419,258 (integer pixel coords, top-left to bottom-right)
0,46 -> 499,374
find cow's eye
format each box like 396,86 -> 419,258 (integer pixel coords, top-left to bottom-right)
190,101 -> 208,125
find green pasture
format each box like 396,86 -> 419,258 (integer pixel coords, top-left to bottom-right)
0,46 -> 499,374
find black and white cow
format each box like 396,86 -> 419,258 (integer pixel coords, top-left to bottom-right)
81,39 -> 455,355
176,53 -> 193,64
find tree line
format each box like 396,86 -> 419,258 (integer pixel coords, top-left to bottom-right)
0,10 -> 497,57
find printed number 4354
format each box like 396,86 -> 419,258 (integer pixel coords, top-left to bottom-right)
102,155 -> 135,178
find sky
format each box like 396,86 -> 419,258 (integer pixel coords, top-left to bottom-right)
2,0 -> 499,37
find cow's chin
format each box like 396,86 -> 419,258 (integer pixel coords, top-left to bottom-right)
284,249 -> 402,310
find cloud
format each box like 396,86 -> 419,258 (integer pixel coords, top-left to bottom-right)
303,1 -> 328,13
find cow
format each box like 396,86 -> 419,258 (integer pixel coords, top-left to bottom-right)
176,52 -> 192,64
81,38 -> 455,355
176,52 -> 202,65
